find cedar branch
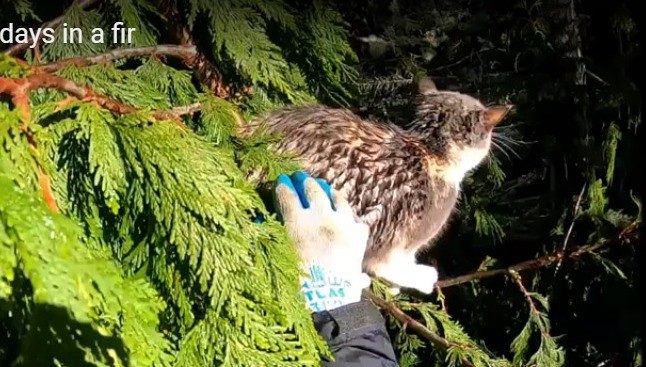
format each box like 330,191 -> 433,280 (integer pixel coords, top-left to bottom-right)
0,78 -> 58,212
0,73 -> 187,128
366,291 -> 476,367
0,65 -> 195,210
3,0 -> 101,56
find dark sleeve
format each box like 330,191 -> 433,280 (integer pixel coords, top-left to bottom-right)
312,299 -> 399,367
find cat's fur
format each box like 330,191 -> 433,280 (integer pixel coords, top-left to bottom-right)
250,78 -> 511,293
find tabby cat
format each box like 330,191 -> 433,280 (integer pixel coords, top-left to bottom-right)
252,78 -> 511,293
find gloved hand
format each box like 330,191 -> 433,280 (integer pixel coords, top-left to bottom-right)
274,171 -> 371,312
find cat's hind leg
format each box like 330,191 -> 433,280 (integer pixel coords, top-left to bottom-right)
364,248 -> 438,294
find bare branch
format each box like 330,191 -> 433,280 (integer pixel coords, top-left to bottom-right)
436,227 -> 637,289
171,102 -> 203,117
555,183 -> 587,274
3,0 -> 101,56
38,45 -> 198,73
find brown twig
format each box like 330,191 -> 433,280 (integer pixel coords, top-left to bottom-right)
366,291 -> 476,367
171,102 -> 203,117
434,235 -> 634,289
509,270 -> 555,339
0,78 -> 58,212
37,45 -> 198,73
509,271 -> 540,315
0,73 -> 186,127
3,0 -> 101,57
554,183 -> 587,274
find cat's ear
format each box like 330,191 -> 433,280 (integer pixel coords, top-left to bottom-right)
482,105 -> 512,128
417,76 -> 437,95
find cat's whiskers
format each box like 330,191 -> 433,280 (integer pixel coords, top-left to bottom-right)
490,140 -> 512,160
496,138 -> 521,159
495,134 -> 530,147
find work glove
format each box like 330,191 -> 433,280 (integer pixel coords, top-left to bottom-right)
273,171 -> 371,312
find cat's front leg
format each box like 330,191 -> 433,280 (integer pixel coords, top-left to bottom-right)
364,248 -> 438,294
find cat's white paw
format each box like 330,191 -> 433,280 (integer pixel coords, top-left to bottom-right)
409,265 -> 438,294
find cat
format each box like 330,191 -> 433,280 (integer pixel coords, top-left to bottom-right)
248,77 -> 511,294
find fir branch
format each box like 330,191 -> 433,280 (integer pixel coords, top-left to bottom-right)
3,0 -> 101,56
436,226 -> 638,289
366,291 -> 477,367
37,45 -> 198,73
37,40 -> 234,98
0,71 -> 187,127
509,270 -> 565,366
509,271 -> 540,320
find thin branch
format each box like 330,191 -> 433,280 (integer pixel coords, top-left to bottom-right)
366,291 -> 476,367
367,229 -> 637,366
509,270 -> 540,315
37,45 -> 198,73
3,0 -> 101,56
35,41 -> 233,98
555,183 -> 587,274
0,73 -> 186,128
435,227 -> 637,289
586,69 -> 610,86
171,102 -> 203,117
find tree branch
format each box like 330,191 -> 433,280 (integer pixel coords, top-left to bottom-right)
365,291 -> 476,367
365,228 -> 638,365
1,71 -> 187,127
437,243 -> 588,289
0,66 -> 197,211
436,225 -> 638,289
171,102 -> 203,117
3,0 -> 101,57
37,45 -> 198,73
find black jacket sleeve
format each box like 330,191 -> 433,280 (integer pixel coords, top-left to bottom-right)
312,299 -> 399,367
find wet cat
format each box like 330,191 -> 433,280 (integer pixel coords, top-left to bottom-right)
250,77 -> 511,293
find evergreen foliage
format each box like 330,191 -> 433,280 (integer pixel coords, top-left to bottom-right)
0,0 -> 641,367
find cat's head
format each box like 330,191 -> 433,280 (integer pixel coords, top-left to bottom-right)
408,77 -> 512,183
